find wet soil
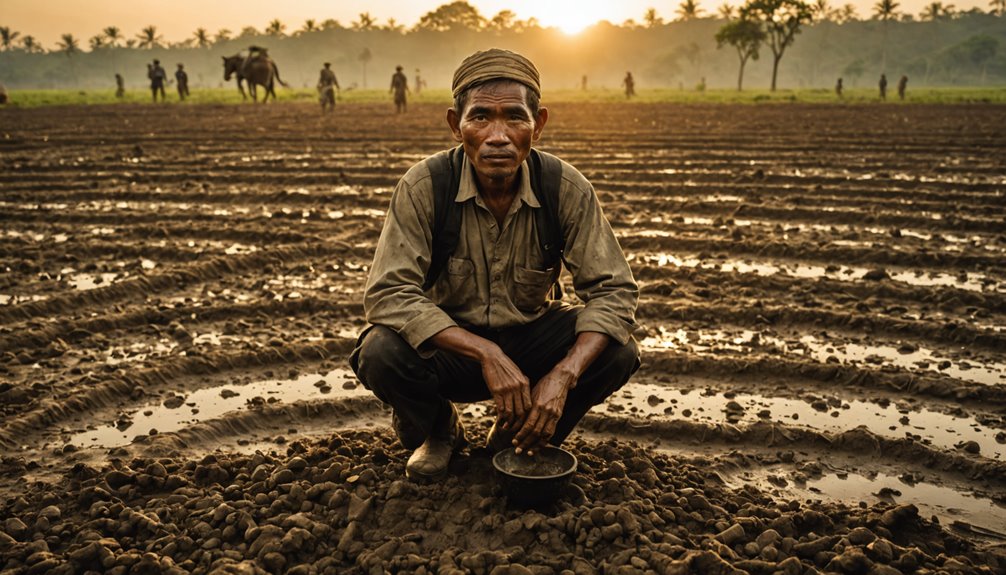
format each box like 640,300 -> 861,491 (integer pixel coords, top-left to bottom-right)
1,102 -> 1005,574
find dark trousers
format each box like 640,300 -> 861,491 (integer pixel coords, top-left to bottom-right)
350,305 -> 640,450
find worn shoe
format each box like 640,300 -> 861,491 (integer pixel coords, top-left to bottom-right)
405,403 -> 467,482
485,419 -> 516,453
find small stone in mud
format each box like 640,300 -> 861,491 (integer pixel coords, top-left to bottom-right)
862,269 -> 889,281
163,395 -> 185,409
646,395 -> 663,406
957,440 -> 980,454
897,342 -> 918,354
995,432 -> 1006,444
342,380 -> 358,390
220,389 -> 239,399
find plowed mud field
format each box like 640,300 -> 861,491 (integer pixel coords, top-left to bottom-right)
1,102 -> 1005,574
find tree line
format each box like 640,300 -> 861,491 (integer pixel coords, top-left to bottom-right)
1,0 -> 1003,91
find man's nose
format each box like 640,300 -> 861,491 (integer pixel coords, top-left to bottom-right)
485,120 -> 509,145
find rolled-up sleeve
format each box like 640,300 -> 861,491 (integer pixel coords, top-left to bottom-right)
363,170 -> 457,354
559,168 -> 639,345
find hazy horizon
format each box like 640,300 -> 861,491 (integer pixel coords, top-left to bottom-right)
4,0 -> 991,48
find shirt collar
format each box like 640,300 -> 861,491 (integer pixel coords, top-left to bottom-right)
456,157 -> 540,209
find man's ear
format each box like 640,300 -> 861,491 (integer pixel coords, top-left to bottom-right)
446,108 -> 463,142
532,107 -> 548,142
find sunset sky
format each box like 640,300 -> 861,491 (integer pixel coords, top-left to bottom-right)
4,0 -> 989,48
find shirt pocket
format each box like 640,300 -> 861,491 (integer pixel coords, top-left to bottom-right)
435,256 -> 475,309
513,265 -> 557,313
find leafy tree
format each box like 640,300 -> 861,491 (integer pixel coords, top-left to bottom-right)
359,47 -> 372,88
103,26 -> 123,47
718,3 -> 738,19
488,10 -> 517,31
0,26 -> 20,51
89,35 -> 106,51
214,29 -> 232,43
21,35 -> 43,53
416,1 -> 486,31
644,8 -> 666,26
353,13 -> 377,31
950,34 -> 999,82
677,0 -> 706,20
320,19 -> 342,31
742,0 -> 813,90
57,33 -> 80,56
716,18 -> 766,89
193,28 -> 211,48
136,25 -> 164,49
237,26 -> 259,38
991,0 -> 1005,16
266,19 -> 286,36
843,58 -> 865,85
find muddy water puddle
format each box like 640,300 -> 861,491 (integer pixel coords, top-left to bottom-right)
641,327 -> 1005,386
720,466 -> 1006,536
610,382 -> 1004,459
631,252 -> 1004,293
68,368 -> 368,449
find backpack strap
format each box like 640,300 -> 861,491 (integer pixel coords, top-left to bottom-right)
528,148 -> 565,269
423,146 -> 464,291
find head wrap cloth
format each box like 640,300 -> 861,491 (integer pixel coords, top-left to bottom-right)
451,48 -> 540,98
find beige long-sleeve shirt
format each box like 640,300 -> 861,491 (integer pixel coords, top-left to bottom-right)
363,151 -> 638,355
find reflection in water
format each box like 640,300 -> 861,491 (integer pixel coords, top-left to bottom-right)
628,252 -> 1003,294
640,327 -> 1005,386
722,468 -> 1006,536
70,368 -> 367,448
610,382 -> 1003,459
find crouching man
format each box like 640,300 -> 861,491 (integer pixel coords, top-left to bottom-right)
350,48 -> 639,481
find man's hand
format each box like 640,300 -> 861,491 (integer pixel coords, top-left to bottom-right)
430,326 -> 531,432
513,365 -> 576,454
481,347 -> 532,432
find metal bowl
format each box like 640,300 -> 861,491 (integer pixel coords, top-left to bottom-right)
492,446 -> 578,508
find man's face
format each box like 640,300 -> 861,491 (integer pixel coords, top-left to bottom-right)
447,81 -> 548,186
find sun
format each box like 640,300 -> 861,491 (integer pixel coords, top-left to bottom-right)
531,2 -> 606,35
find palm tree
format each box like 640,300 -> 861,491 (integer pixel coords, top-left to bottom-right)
191,28 -> 211,48
214,29 -> 232,43
872,0 -> 900,72
920,2 -> 954,19
299,19 -> 318,34
812,0 -> 838,20
836,3 -> 860,22
358,47 -> 372,88
718,3 -> 737,19
265,19 -> 286,36
644,7 -> 665,26
1,27 -> 21,51
677,0 -> 705,20
21,35 -> 43,53
89,35 -> 107,51
57,33 -> 80,56
136,25 -> 163,49
989,0 -> 1005,15
385,18 -> 406,32
103,26 -> 123,47
353,12 -> 377,30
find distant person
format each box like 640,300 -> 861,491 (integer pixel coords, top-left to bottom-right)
879,73 -> 888,101
390,65 -> 410,114
414,68 -> 424,94
148,59 -> 167,102
581,74 -> 588,91
835,77 -> 843,98
318,62 -> 340,113
175,64 -> 190,101
0,83 -> 7,105
115,73 -> 125,99
622,71 -> 635,99
897,75 -> 908,100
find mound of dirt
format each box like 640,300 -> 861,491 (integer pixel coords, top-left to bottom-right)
2,426 -> 1002,575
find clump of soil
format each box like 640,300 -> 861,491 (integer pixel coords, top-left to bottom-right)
2,427 -> 1002,575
